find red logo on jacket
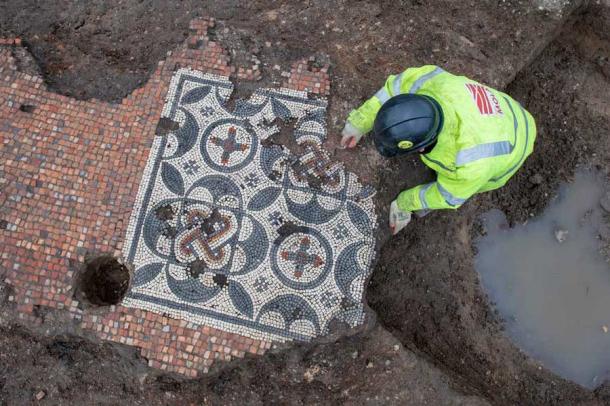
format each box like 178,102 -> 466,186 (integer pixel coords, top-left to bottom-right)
465,83 -> 503,116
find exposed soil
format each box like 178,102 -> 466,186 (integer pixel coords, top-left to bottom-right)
0,0 -> 573,103
76,256 -> 130,306
0,323 -> 488,405
369,3 -> 610,405
1,0 -> 610,405
490,4 -> 610,224
0,325 -> 150,405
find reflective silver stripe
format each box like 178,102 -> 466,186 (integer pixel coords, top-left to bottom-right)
375,87 -> 391,103
437,182 -> 466,207
392,72 -> 404,96
409,67 -> 445,93
455,141 -> 513,166
419,183 -> 434,209
491,98 -> 529,182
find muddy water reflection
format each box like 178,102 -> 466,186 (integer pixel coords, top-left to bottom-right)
476,172 -> 610,388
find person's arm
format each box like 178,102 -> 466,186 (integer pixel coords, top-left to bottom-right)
394,167 -> 488,212
346,65 -> 442,135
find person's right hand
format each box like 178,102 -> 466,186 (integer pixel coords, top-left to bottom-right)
340,122 -> 365,148
389,200 -> 412,235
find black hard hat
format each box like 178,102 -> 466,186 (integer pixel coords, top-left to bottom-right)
372,94 -> 444,157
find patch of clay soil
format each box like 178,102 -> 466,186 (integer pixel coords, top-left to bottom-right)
368,4 -> 610,404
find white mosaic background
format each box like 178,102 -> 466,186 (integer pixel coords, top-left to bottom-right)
122,69 -> 377,342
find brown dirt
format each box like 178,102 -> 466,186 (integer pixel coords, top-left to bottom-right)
368,3 -> 610,405
0,323 -> 486,405
76,255 -> 130,306
0,0 -> 574,103
0,325 -> 150,405
1,0 -> 610,405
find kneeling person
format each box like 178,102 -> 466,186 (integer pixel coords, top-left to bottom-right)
341,65 -> 537,234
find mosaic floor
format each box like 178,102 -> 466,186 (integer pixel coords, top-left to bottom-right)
122,69 -> 377,342
1,17 -> 377,375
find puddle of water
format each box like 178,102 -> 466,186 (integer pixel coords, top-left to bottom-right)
475,172 -> 610,389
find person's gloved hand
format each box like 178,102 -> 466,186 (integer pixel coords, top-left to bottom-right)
340,122 -> 365,148
389,200 -> 412,235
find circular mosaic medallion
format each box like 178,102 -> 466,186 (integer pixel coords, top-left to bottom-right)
271,226 -> 332,290
201,118 -> 258,172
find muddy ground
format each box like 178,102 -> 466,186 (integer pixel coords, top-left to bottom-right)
0,322 -> 489,405
369,3 -> 610,405
1,0 -> 610,405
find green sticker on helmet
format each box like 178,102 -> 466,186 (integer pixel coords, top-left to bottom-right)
397,140 -> 414,149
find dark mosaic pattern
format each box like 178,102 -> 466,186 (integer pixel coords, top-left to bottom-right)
123,69 -> 377,341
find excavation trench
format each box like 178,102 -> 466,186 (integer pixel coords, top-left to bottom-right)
368,4 -> 610,404
1,0 -> 609,404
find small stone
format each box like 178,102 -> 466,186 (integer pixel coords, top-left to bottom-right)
35,391 -> 46,401
599,191 -> 610,213
529,173 -> 543,185
554,229 -> 568,243
351,350 -> 358,359
265,10 -> 278,21
393,344 -> 400,351
138,373 -> 148,385
366,361 -> 374,369
603,325 -> 608,333
303,365 -> 320,383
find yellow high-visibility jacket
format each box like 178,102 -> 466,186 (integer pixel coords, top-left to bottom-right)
348,65 -> 536,212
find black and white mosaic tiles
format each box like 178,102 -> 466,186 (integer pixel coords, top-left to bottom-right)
122,69 -> 377,342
